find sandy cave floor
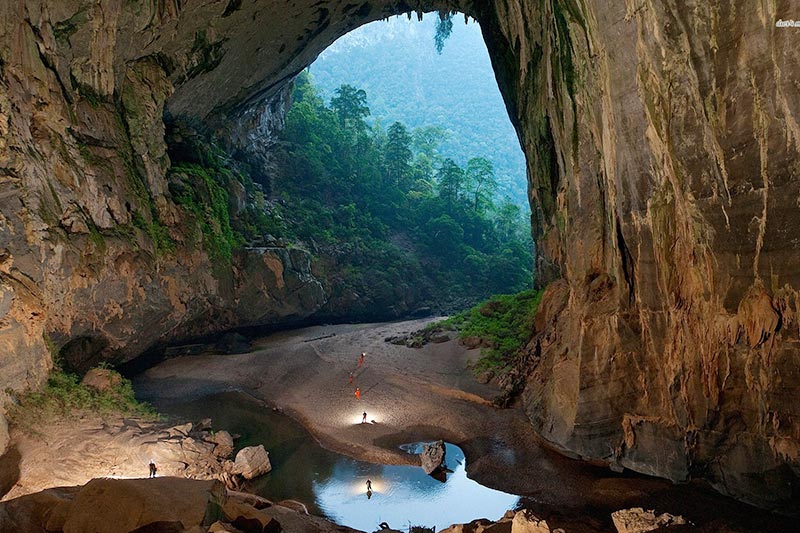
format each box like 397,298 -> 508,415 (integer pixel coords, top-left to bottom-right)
3,319 -> 795,532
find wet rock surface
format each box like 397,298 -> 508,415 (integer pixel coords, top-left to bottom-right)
420,440 -> 446,475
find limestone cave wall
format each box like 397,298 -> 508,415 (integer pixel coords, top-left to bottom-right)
0,0 -> 798,512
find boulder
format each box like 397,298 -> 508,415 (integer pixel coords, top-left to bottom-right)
207,431 -> 235,458
511,510 -> 553,533
60,478 -> 226,533
224,499 -> 281,533
420,440 -> 446,475
165,423 -> 194,438
611,508 -> 686,533
232,445 -> 272,479
209,521 -> 243,532
80,368 -> 122,393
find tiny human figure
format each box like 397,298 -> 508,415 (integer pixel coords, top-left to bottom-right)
148,460 -> 157,478
362,412 -> 367,424
358,352 -> 365,368
355,387 -> 361,400
366,479 -> 372,491
367,489 -> 373,499
348,372 -> 354,384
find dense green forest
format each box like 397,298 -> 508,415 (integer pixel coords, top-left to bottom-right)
269,73 -> 533,316
310,15 -> 529,209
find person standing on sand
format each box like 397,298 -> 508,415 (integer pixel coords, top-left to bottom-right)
358,352 -> 365,368
362,412 -> 367,423
149,460 -> 157,478
355,387 -> 361,400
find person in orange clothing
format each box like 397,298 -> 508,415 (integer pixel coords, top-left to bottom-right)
355,387 -> 361,400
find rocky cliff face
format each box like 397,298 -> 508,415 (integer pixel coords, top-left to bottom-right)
493,0 -> 800,513
0,0 -> 797,513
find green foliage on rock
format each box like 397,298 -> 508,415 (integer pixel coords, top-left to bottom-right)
6,368 -> 158,431
438,289 -> 543,371
166,134 -> 278,264
170,162 -> 241,262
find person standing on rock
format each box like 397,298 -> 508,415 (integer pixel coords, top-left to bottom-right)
362,412 -> 367,423
148,460 -> 157,478
355,387 -> 361,400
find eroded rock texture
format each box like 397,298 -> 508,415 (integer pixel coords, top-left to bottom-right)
500,0 -> 800,513
0,0 -> 798,512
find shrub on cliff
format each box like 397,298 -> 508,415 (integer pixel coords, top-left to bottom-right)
437,288 -> 542,371
6,367 -> 157,432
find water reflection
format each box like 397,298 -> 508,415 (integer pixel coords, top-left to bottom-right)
312,443 -> 519,531
152,392 -> 519,531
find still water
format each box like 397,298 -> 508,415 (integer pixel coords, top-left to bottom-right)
155,391 -> 520,531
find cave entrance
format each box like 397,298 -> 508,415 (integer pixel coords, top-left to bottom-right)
260,13 -> 534,319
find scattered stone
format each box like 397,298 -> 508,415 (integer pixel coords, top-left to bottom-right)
197,418 -> 214,432
611,508 -> 686,533
80,368 -> 122,393
511,509 -> 553,533
420,440 -> 446,475
209,521 -> 243,533
232,445 -> 272,479
439,510 -> 560,533
165,423 -> 193,438
224,499 -> 281,533
206,430 -> 235,458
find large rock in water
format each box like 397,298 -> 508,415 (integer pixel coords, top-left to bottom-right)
420,440 -> 446,475
232,445 -> 272,480
0,0 -> 798,512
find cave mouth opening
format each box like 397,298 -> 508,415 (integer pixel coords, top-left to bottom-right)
162,12 -> 535,324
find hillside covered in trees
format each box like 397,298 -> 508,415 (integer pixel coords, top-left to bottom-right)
310,15 -> 528,209
268,73 -> 533,317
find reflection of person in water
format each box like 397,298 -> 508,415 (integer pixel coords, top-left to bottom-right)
367,489 -> 373,499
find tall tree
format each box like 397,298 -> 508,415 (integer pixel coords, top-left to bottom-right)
384,122 -> 413,188
436,158 -> 465,207
412,125 -> 448,160
495,200 -> 523,242
465,157 -> 498,213
330,84 -> 370,129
